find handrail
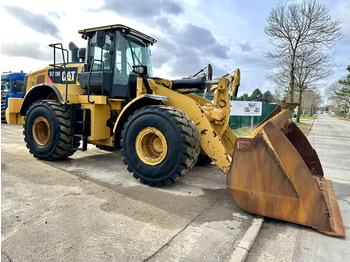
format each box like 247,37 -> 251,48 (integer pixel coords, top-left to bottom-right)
49,43 -> 70,103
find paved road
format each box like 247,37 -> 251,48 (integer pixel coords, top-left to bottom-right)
308,114 -> 350,183
1,124 -> 255,262
247,114 -> 350,262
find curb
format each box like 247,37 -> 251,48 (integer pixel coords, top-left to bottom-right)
305,115 -> 317,137
228,217 -> 264,262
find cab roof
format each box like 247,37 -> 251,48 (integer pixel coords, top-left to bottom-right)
78,24 -> 157,45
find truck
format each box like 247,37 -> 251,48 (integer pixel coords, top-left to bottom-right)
5,24 -> 345,237
1,71 -> 26,122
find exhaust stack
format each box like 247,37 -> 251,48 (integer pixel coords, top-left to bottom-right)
69,42 -> 79,62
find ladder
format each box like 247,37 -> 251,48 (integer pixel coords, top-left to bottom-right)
72,107 -> 90,151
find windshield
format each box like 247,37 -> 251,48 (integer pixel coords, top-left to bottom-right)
1,79 -> 11,93
114,31 -> 153,85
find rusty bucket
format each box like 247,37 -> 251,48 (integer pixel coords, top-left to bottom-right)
227,103 -> 345,237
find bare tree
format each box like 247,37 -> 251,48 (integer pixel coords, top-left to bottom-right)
267,61 -> 289,94
267,48 -> 332,121
326,82 -> 345,114
300,89 -> 322,116
265,0 -> 342,102
293,49 -> 332,121
273,87 -> 284,103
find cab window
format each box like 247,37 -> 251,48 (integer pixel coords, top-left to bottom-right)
87,33 -> 112,71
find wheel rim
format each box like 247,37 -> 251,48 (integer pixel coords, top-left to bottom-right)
135,127 -> 168,165
32,116 -> 51,146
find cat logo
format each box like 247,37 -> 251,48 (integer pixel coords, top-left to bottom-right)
47,68 -> 78,84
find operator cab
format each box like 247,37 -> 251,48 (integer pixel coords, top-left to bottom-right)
78,24 -> 156,98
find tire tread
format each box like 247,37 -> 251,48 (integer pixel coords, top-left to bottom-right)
121,105 -> 200,187
24,100 -> 79,160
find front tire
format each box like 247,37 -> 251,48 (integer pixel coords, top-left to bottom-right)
121,105 -> 200,187
24,100 -> 79,160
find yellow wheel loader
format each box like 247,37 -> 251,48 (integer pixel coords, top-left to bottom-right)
6,24 -> 345,237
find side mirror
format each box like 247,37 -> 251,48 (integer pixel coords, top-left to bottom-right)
14,81 -> 23,93
96,31 -> 106,48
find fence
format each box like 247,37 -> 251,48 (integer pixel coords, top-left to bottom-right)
194,93 -> 278,130
229,102 -> 277,129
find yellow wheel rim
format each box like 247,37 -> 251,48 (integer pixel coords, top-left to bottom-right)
32,116 -> 51,146
136,127 -> 168,166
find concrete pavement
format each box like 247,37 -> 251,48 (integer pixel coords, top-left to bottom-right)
307,114 -> 350,183
1,124 -> 259,262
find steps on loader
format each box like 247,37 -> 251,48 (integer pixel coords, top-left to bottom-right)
72,107 -> 90,151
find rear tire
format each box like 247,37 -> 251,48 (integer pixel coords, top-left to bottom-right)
24,100 -> 79,160
1,97 -> 6,123
121,105 -> 200,186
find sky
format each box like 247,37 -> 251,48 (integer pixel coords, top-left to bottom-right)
1,0 -> 349,98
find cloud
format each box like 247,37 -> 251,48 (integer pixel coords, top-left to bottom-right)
48,11 -> 62,20
178,24 -> 229,59
151,20 -> 230,78
99,0 -> 184,17
3,5 -> 61,39
153,16 -> 176,32
238,41 -> 253,53
1,42 -> 52,61
95,1 -> 228,78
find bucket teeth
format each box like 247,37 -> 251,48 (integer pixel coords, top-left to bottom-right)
314,177 -> 346,237
227,103 -> 346,237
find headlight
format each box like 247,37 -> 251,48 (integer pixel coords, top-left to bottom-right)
132,65 -> 147,75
